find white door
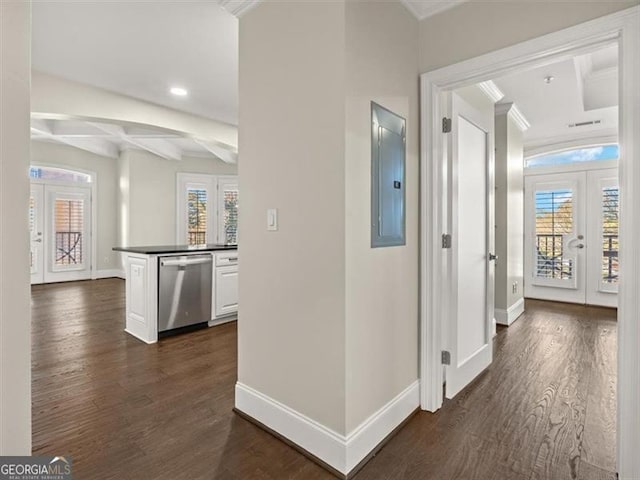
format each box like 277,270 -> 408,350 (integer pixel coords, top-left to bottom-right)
43,185 -> 92,283
445,93 -> 495,399
524,172 -> 586,304
30,185 -> 45,284
524,169 -> 618,307
586,169 -> 618,307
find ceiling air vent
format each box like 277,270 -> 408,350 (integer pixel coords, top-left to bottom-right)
568,120 -> 602,128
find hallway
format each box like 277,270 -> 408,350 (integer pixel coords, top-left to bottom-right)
31,280 -> 616,479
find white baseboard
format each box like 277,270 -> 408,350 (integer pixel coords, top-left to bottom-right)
345,380 -> 419,472
235,380 -> 420,475
94,269 -> 125,280
495,297 -> 525,326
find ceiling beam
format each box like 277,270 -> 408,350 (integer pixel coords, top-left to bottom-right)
193,139 -> 238,164
88,122 -> 182,161
31,119 -> 119,158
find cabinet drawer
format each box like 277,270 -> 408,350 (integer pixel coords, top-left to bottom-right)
216,251 -> 238,266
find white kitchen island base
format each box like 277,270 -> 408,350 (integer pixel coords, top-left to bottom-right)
116,246 -> 238,344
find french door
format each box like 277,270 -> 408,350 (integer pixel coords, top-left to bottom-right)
524,168 -> 618,307
30,183 -> 92,284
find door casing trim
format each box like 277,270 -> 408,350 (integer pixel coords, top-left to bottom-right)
419,6 -> 640,478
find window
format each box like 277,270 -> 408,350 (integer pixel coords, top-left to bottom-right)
526,144 -> 618,168
602,186 -> 619,285
30,166 -> 92,183
218,178 -> 239,245
177,174 -> 238,246
54,197 -> 85,266
223,189 -> 238,244
187,188 -> 208,245
535,189 -> 574,280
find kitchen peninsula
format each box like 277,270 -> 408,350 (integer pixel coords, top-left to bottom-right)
114,244 -> 238,344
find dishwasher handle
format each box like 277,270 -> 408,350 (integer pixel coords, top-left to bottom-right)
161,256 -> 212,267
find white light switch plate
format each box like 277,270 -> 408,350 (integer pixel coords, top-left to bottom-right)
267,208 -> 278,231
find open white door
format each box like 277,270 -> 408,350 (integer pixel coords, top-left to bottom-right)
445,93 -> 495,399
30,185 -> 45,284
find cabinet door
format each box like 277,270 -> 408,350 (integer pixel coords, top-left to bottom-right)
215,265 -> 238,317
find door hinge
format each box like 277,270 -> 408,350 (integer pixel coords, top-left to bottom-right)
442,117 -> 452,133
441,350 -> 451,365
442,233 -> 452,249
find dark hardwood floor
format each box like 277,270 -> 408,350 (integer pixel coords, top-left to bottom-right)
32,279 -> 617,479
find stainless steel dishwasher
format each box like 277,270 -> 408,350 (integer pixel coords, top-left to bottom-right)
158,254 -> 212,334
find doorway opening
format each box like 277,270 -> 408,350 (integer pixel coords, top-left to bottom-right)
524,156 -> 619,308
419,8 -> 639,477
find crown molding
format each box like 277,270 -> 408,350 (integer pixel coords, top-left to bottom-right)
495,101 -> 530,132
509,104 -> 530,132
494,102 -> 513,116
400,0 -> 468,21
218,0 -> 262,18
478,80 -> 505,103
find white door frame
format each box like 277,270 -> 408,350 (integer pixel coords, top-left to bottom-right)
30,164 -> 98,282
419,7 -> 639,478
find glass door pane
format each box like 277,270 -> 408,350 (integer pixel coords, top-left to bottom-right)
217,177 -> 238,245
534,188 -> 574,281
53,197 -> 86,269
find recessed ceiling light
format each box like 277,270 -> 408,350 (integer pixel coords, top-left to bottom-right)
544,76 -> 554,84
170,87 -> 188,97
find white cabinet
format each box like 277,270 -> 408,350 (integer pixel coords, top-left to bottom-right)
215,265 -> 238,317
212,250 -> 238,321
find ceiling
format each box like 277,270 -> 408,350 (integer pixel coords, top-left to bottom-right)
32,1 -> 239,125
492,45 -> 618,151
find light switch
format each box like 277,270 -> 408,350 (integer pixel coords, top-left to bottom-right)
267,208 -> 278,231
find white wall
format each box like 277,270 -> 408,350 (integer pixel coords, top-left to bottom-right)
418,0 -> 639,73
494,109 -> 524,314
118,149 -> 236,248
239,0 -> 347,434
31,141 -> 119,271
0,0 -> 31,455
31,71 -> 238,148
344,0 -> 419,433
239,0 -> 420,444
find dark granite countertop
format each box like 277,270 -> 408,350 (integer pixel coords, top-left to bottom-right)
113,244 -> 238,255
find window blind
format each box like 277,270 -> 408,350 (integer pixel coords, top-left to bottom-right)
535,189 -> 574,279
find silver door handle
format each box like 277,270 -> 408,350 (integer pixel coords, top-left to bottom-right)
33,238 -> 42,243
489,253 -> 498,261
161,257 -> 212,267
577,244 -> 585,249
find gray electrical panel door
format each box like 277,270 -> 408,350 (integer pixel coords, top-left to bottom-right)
371,102 -> 406,247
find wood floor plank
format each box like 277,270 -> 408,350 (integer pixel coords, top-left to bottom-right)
32,283 -> 617,479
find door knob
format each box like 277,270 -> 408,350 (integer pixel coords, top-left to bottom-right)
489,253 -> 498,261
33,238 -> 42,243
